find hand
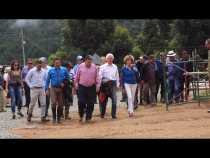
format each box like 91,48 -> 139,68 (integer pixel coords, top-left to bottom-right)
96,87 -> 100,93
72,88 -> 77,95
141,80 -> 144,84
61,83 -> 64,88
45,90 -> 49,96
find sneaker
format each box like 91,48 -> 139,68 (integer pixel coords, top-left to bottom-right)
12,114 -> 16,119
41,117 -> 50,122
27,114 -> 32,122
17,111 -> 24,117
112,116 -> 117,119
57,120 -> 61,124
52,119 -> 56,124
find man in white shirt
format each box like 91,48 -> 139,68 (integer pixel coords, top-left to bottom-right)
25,59 -> 48,122
98,53 -> 120,119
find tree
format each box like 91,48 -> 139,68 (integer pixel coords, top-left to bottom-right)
100,25 -> 134,65
62,19 -> 115,55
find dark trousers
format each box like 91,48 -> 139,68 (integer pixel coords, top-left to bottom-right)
78,84 -> 96,120
156,78 -> 165,102
23,82 -> 30,108
99,82 -> 117,118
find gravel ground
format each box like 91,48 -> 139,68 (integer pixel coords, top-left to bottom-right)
0,92 -> 123,139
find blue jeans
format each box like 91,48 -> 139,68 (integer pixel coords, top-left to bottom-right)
168,79 -> 181,104
9,86 -> 22,113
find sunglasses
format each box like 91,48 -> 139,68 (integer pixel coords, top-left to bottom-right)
28,63 -> 33,65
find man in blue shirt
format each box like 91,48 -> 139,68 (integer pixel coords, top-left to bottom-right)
155,53 -> 166,103
45,57 -> 69,124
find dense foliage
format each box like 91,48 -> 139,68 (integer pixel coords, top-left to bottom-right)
0,19 -> 210,65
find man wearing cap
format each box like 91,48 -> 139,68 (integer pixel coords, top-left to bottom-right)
72,55 -> 83,79
0,65 -> 6,112
25,59 -> 49,122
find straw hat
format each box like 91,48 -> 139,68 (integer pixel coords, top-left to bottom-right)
167,50 -> 176,57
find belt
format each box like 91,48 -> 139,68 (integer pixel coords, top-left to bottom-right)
32,87 -> 43,89
52,86 -> 62,88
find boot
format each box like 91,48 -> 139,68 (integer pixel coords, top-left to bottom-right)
52,107 -> 56,124
27,113 -> 32,122
17,110 -> 24,117
12,113 -> 16,119
57,108 -> 62,124
64,106 -> 71,120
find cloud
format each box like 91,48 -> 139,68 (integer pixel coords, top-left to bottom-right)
11,19 -> 40,28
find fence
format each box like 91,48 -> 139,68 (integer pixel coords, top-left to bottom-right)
162,49 -> 210,111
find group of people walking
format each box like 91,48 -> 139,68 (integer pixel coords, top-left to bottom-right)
0,50 -> 193,124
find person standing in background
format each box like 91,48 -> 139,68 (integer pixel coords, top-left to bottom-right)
0,65 -> 6,112
7,60 -> 24,119
72,55 -> 83,78
3,67 -> 11,107
135,56 -> 144,105
155,53 -> 166,103
21,58 -> 34,113
142,55 -> 157,106
63,62 -> 74,120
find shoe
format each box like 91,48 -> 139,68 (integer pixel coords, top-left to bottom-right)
52,119 -> 56,124
65,115 -> 71,120
17,111 -> 24,117
134,106 -> 138,110
57,119 -> 61,124
27,114 -> 32,122
112,116 -> 117,119
12,114 -> 16,119
85,119 -> 91,123
129,112 -> 134,117
41,117 -> 50,122
100,115 -> 104,119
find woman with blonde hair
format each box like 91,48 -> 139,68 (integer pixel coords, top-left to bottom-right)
121,55 -> 139,117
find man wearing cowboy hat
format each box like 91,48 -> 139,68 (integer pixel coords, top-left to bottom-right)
166,50 -> 183,104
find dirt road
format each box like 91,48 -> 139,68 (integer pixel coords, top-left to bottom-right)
10,101 -> 210,139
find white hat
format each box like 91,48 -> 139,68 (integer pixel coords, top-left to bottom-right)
76,55 -> 83,61
167,50 -> 176,57
0,65 -> 3,69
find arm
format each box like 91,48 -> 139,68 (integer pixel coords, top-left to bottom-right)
121,68 -> 125,87
25,70 -> 32,88
74,66 -> 80,90
116,67 -> 120,88
95,67 -> 100,92
45,70 -> 51,91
